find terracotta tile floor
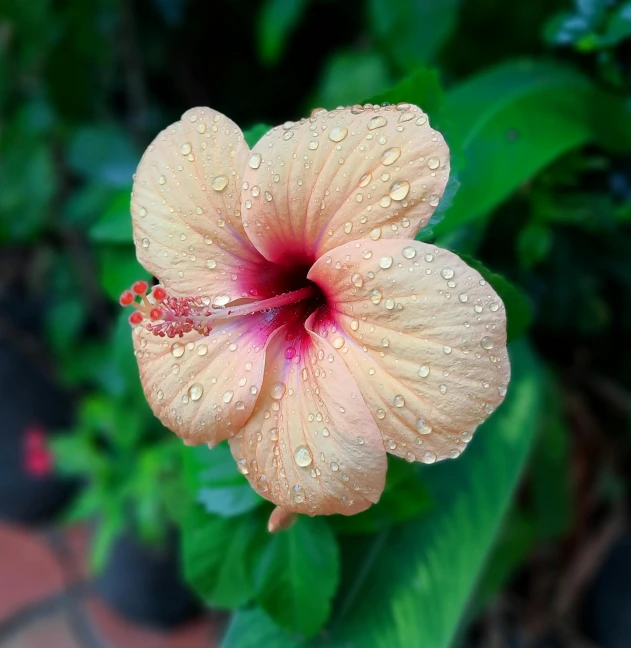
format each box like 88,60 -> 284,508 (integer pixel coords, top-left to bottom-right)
0,523 -> 221,648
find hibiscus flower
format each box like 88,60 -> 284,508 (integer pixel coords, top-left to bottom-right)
123,104 -> 510,522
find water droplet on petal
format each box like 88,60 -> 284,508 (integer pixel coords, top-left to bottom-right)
418,365 -> 430,378
389,180 -> 410,201
188,383 -> 203,401
428,157 -> 440,170
393,394 -> 405,408
381,147 -> 401,166
329,126 -> 348,142
402,246 -> 416,259
223,390 -> 234,403
351,273 -> 363,287
417,419 -> 432,434
142,237 -> 150,248
270,382 -> 286,400
481,336 -> 494,350
197,344 -> 208,356
180,142 -> 192,155
370,289 -> 382,305
249,153 -> 262,169
422,451 -> 437,464
171,343 -> 185,358
359,173 -> 372,187
379,256 -> 393,269
441,267 -> 455,280
368,115 -> 387,130
294,445 -> 313,467
369,227 -> 382,240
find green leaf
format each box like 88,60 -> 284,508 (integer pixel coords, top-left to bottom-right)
368,67 -> 445,122
330,457 -> 432,534
436,60 -> 595,234
182,504 -> 264,608
91,510 -> 125,573
529,373 -> 573,541
244,124 -> 272,148
67,125 -> 138,187
222,608 -> 299,648
184,442 -> 264,518
327,341 -> 543,648
89,190 -> 133,243
258,0 -> 308,65
256,516 -> 340,637
225,341 -> 544,648
315,50 -> 391,110
456,254 -> 532,341
368,0 -> 462,70
601,2 -> 631,46
97,246 -> 149,301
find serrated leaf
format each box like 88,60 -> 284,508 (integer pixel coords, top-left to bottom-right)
456,254 -> 532,341
184,443 -> 264,518
182,504 -> 264,608
255,516 -> 340,637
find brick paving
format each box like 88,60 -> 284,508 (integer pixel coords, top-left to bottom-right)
0,523 -> 221,648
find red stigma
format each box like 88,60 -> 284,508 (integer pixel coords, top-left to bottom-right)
132,280 -> 148,295
129,312 -> 143,325
119,291 -> 134,306
152,286 -> 167,302
150,307 -> 163,321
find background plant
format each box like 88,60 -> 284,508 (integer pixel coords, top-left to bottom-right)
1,0 -> 630,646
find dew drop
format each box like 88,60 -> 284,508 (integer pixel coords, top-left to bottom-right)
393,394 -> 405,408
440,267 -> 455,279
439,384 -> 447,395
171,343 -> 185,358
270,382 -> 286,400
370,289 -> 382,305
359,173 -> 372,187
480,336 -> 494,350
384,297 -> 395,310
379,195 -> 392,208
197,344 -> 208,356
379,256 -> 393,269
158,175 -> 166,185
422,451 -> 437,464
142,237 -> 150,248
402,246 -> 416,259
249,153 -> 262,169
389,180 -> 410,201
417,419 -> 432,434
381,147 -> 401,166
188,383 -> 204,401
368,115 -> 387,130
294,445 -> 313,467
369,227 -> 382,240
180,142 -> 192,155
329,126 -> 348,142
206,259 -> 217,269
427,157 -> 440,170
351,273 -> 363,287
418,365 -> 430,378
332,336 -> 345,349
376,408 -> 386,420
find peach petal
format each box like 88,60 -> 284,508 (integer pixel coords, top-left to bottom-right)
308,239 -> 510,463
133,316 -> 272,446
241,104 -> 449,265
267,506 -> 297,533
131,107 -> 268,302
229,325 -> 387,515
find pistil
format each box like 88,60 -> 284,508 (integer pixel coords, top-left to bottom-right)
120,282 -> 317,338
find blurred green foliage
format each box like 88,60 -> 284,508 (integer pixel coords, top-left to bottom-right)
2,0 -> 631,645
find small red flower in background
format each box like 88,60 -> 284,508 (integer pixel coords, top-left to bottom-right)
23,425 -> 53,478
